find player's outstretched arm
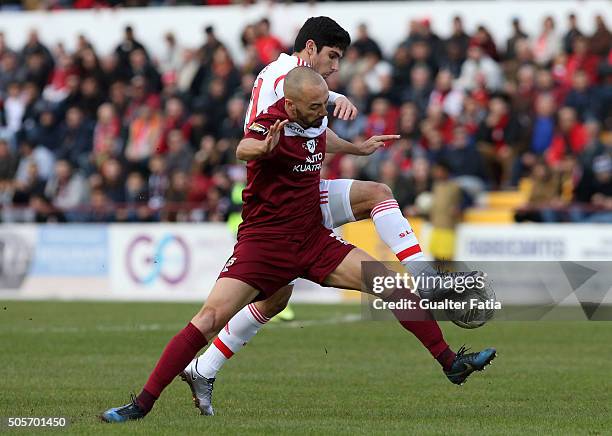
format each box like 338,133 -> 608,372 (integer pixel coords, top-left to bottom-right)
237,119 -> 289,161
326,128 -> 399,156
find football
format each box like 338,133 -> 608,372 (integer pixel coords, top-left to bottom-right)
445,276 -> 497,329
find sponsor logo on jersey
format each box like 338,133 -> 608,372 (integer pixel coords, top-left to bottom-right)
286,122 -> 305,136
248,122 -> 268,135
294,152 -> 323,173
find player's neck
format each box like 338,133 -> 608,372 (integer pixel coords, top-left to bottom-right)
293,51 -> 310,67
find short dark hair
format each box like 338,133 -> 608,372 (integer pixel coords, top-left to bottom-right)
294,16 -> 351,53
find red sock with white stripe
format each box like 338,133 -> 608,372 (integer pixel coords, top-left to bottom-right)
370,199 -> 437,278
192,303 -> 270,379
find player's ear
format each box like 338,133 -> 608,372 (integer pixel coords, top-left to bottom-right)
306,39 -> 318,56
284,98 -> 296,116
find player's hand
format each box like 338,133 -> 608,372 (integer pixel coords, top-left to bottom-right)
333,96 -> 358,121
264,119 -> 289,154
358,134 -> 401,155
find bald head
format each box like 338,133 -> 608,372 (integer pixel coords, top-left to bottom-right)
283,66 -> 329,129
284,66 -> 328,101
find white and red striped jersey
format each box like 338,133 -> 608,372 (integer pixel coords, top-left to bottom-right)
244,53 -> 341,133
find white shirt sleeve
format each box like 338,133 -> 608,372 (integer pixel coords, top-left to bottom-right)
328,90 -> 344,104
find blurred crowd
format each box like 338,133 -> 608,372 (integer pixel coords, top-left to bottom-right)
0,13 -> 611,224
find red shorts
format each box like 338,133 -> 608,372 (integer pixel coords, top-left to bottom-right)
218,225 -> 355,297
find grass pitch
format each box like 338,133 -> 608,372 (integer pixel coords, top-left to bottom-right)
1,301 -> 611,435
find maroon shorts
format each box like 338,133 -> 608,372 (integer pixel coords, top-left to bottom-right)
218,225 -> 355,297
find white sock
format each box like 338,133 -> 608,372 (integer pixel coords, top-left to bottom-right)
370,199 -> 437,279
194,303 -> 270,379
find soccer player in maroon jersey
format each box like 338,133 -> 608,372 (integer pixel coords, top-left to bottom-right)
100,67 -> 496,423
184,17 -> 486,416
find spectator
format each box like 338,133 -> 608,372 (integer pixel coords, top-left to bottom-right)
446,16 -> 470,63
157,97 -> 191,153
401,63 -> 432,114
44,159 -> 88,216
444,125 -> 488,184
78,76 -> 104,119
429,69 -> 463,118
565,36 -> 600,87
397,102 -> 421,142
506,17 -> 529,59
177,48 -> 201,94
458,41 -> 503,91
473,25 -> 499,61
378,159 -> 412,209
14,140 -> 54,184
573,154 -> 612,222
563,13 -> 583,55
3,82 -> 26,139
28,107 -> 61,152
129,48 -> 161,92
531,93 -> 557,155
352,23 -> 382,58
99,158 -> 125,203
475,94 -> 522,186
0,52 -> 22,97
21,30 -> 54,76
82,189 -> 116,222
159,32 -> 182,77
339,45 -> 366,85
124,100 -> 162,171
364,97 -> 398,138
165,129 -> 194,175
147,154 -> 168,212
254,18 -> 284,65
332,76 -> 368,141
0,139 -> 18,189
119,171 -> 152,222
546,106 -> 588,167
590,15 -> 611,57
564,69 -> 601,121
56,106 -> 93,169
11,162 -> 46,209
219,97 -> 246,141
29,194 -> 66,223
515,159 -> 564,222
200,25 -> 223,70
92,103 -> 122,168
115,26 -> 147,77
163,171 -> 190,222
532,16 -> 560,66
361,51 -> 393,95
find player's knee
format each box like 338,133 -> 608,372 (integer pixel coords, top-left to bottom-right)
191,306 -> 223,337
257,289 -> 291,317
370,183 -> 394,206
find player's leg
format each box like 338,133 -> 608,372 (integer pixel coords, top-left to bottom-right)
334,179 -> 479,299
322,247 -> 457,369
186,284 -> 292,383
315,243 -> 496,385
181,236 -> 299,416
100,278 -> 259,422
347,179 -> 430,269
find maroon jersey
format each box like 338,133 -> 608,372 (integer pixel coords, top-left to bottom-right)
239,98 -> 326,236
